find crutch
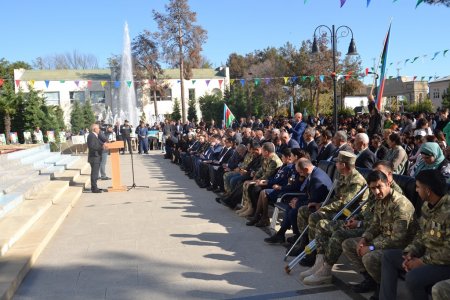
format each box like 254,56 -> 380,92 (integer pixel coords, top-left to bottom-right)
284,180 -> 338,260
284,185 -> 368,274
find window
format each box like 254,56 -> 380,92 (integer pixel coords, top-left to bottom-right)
153,88 -> 172,101
44,92 -> 60,105
433,89 -> 440,99
70,91 -> 86,104
90,91 -> 106,103
188,88 -> 195,101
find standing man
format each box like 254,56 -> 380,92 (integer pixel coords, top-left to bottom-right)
98,124 -> 111,181
87,123 -> 106,193
137,121 -> 149,154
286,113 -> 307,148
120,120 -> 132,154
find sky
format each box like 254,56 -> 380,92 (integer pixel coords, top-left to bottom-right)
2,0 -> 449,84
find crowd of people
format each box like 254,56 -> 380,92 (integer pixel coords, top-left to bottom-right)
158,101 -> 450,300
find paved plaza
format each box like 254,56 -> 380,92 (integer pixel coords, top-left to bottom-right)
13,152 -> 365,300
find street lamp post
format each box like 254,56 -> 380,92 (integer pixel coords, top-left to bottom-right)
311,25 -> 358,133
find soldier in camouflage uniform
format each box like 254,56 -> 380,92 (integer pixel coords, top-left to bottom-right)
223,144 -> 254,195
294,151 -> 368,269
342,170 -> 417,299
238,142 -> 283,221
432,279 -> 450,300
379,169 -> 450,300
301,161 -> 403,289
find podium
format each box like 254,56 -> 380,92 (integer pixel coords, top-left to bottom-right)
106,141 -> 126,192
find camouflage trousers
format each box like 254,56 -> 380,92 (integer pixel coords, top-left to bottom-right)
296,205 -> 312,235
223,171 -> 239,194
241,181 -> 256,208
342,237 -> 383,283
307,210 -> 334,241
315,219 -> 365,266
433,279 -> 450,300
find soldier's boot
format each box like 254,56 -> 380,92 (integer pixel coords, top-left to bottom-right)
351,271 -> 377,293
299,254 -> 325,280
369,284 -> 380,300
303,262 -> 333,285
238,204 -> 254,217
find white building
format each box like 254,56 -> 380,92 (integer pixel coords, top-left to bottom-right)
14,67 -> 229,128
429,76 -> 450,109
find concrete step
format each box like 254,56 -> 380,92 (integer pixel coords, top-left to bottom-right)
0,194 -> 24,220
0,181 -> 69,257
4,144 -> 49,161
0,186 -> 82,300
0,167 -> 40,186
2,175 -> 51,200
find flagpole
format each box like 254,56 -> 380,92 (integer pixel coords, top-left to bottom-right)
371,19 -> 393,98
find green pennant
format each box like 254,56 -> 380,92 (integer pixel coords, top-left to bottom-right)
59,80 -> 65,83
254,78 -> 260,86
126,81 -> 132,87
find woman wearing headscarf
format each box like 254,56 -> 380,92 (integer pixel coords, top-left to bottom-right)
413,142 -> 450,182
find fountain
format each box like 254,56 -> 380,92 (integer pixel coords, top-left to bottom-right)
116,22 -> 139,128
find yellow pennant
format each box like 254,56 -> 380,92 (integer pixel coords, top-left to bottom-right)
230,79 -> 235,85
101,81 -> 107,88
283,77 -> 289,84
29,80 -> 35,87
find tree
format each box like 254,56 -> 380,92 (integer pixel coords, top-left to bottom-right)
171,98 -> 181,121
441,83 -> 450,109
0,81 -> 18,143
70,101 -> 84,134
187,97 -> 197,122
132,30 -> 165,117
32,50 -> 99,70
82,100 -> 96,130
424,0 -> 450,6
199,93 -> 223,125
153,0 -> 207,122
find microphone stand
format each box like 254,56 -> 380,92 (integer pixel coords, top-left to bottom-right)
127,140 -> 149,191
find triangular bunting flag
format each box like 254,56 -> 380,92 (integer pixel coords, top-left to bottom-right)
126,80 -> 132,87
15,80 -> 20,87
114,81 -> 120,88
230,79 -> 235,85
365,68 -> 369,75
429,76 -> 433,81
413,76 -> 417,81
411,56 -> 419,63
177,80 -> 181,84
283,77 -> 289,84
388,76 -> 393,79
101,81 -> 107,88
367,0 -> 371,7
254,78 -> 260,86
404,59 -> 410,65
29,80 -> 35,87
265,78 -> 271,85
206,79 -> 211,86
192,80 -> 196,85
301,75 -> 307,81
218,79 -> 223,88
340,0 -> 346,8
44,80 -> 50,88
444,49 -> 449,57
431,52 -> 440,60
310,75 -> 315,82
240,79 -> 245,87
74,80 -> 80,87
291,76 -> 298,83
0,79 -> 3,87
319,75 -> 325,82
87,80 -> 92,88
59,80 -> 65,83
416,0 -> 424,8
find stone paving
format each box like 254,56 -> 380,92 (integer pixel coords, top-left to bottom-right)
14,152 -> 360,300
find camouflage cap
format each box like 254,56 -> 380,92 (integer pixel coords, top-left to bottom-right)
337,151 -> 356,165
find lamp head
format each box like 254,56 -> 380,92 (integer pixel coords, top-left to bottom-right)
347,38 -> 358,55
312,36 -> 319,54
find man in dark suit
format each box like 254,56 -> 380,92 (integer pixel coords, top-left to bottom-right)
278,132 -> 300,156
329,130 -> 353,161
303,127 -> 319,164
316,130 -> 336,163
354,133 -> 377,169
120,120 -> 132,154
87,123 -> 106,193
286,112 -> 307,148
369,134 -> 388,161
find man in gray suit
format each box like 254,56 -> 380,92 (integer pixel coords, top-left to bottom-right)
87,123 -> 106,193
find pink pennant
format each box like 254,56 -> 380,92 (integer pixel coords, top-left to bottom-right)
87,80 -> 92,88
15,80 -> 20,87
0,79 -> 4,87
218,79 -> 223,88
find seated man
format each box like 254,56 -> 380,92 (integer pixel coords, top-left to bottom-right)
340,170 -> 416,298
264,158 -> 332,244
234,142 -> 283,218
293,151 -> 368,267
205,138 -> 236,191
213,144 -> 247,193
379,170 -> 450,300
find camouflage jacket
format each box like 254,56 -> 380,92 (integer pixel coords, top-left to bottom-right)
320,168 -> 368,215
239,153 -> 255,170
255,154 -> 283,180
362,189 -> 417,250
357,181 -> 403,230
404,194 -> 450,265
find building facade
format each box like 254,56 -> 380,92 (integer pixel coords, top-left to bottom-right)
14,67 -> 230,128
429,76 -> 450,109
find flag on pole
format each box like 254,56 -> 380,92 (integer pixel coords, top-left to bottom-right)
376,23 -> 391,111
223,104 -> 236,128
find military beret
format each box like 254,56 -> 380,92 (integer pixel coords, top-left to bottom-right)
337,151 -> 356,165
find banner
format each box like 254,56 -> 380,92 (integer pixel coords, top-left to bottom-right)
223,104 -> 236,129
10,132 -> 18,144
23,131 -> 32,144
47,131 -> 55,143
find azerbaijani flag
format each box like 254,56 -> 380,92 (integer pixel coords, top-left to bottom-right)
224,104 -> 236,128
376,24 -> 391,111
